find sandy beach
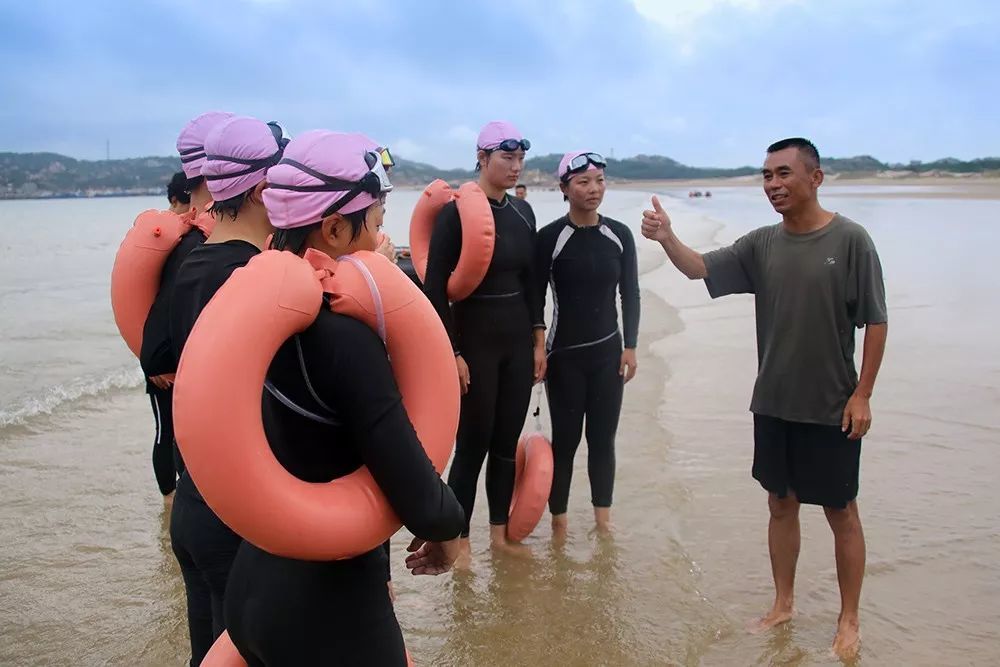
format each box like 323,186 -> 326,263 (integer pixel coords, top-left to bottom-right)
1,184 -> 999,665
620,175 -> 1000,200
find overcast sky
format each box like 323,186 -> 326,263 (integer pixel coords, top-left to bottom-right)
1,0 -> 997,168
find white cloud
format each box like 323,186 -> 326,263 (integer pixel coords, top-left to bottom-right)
630,0 -> 803,31
446,125 -> 479,144
392,138 -> 426,162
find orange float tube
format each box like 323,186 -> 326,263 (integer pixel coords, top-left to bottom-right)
506,432 -> 554,542
202,631 -> 245,667
110,207 -> 214,357
173,248 -> 459,561
409,179 -> 495,301
202,631 -> 416,667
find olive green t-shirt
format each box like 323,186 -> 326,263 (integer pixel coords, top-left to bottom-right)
703,214 -> 887,425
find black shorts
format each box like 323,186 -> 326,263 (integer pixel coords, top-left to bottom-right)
752,414 -> 861,509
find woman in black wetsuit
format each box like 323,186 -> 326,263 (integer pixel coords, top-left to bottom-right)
535,152 -> 640,538
221,131 -> 464,666
140,112 -> 233,500
167,115 -> 283,667
423,121 -> 546,560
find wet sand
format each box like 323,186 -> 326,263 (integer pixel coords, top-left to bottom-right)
2,189 -> 999,665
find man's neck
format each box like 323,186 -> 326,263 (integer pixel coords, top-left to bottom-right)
782,201 -> 835,234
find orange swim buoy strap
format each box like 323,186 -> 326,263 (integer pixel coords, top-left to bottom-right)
262,283 -> 467,543
138,221 -> 212,379
420,201 -> 464,354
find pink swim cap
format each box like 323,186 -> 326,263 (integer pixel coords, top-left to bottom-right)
264,131 -> 393,230
201,116 -> 285,202
557,151 -> 607,182
176,111 -> 235,179
476,120 -> 526,151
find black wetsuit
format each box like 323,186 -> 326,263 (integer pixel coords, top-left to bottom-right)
138,227 -> 205,496
224,303 -> 465,666
424,195 -> 544,537
168,240 -> 259,667
535,215 -> 639,515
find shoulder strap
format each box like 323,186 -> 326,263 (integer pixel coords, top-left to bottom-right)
262,334 -> 341,426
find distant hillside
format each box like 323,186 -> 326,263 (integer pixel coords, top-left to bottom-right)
1,152 -> 182,198
1,151 -> 997,200
824,155 -> 1000,176
524,153 -> 759,180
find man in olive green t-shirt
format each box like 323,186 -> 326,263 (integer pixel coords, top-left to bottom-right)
640,138 -> 887,660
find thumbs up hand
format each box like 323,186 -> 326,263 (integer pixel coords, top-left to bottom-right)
641,195 -> 673,242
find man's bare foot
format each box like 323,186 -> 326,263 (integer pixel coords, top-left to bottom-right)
831,616 -> 860,660
746,604 -> 794,634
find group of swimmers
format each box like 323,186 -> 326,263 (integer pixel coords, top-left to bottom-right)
132,112 -> 886,662
134,114 -> 640,665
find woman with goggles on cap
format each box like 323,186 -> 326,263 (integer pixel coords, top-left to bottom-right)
138,112 -> 233,503
218,131 -> 464,666
167,115 -> 286,667
423,121 -> 546,560
535,152 -> 640,538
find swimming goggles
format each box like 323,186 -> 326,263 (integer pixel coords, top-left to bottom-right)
376,146 -> 395,169
481,138 -> 532,153
270,150 -> 393,217
561,152 -> 607,181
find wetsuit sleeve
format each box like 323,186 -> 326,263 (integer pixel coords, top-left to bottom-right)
423,203 -> 462,353
139,290 -> 175,377
139,232 -> 200,376
523,230 -> 546,330
534,223 -> 558,315
516,200 -> 545,329
616,222 -> 641,349
318,317 -> 465,542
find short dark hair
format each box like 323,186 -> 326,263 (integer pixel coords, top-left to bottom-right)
515,183 -> 527,191
185,174 -> 204,192
209,190 -> 251,221
167,171 -> 191,205
269,206 -> 370,255
767,137 -> 820,169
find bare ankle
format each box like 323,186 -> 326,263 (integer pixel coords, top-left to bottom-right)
838,612 -> 860,628
774,597 -> 794,613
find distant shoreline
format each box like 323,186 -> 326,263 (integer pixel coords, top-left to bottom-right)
613,174 -> 1000,200
3,173 -> 999,202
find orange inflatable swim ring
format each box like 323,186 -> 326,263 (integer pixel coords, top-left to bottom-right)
202,631 -> 416,667
173,248 -> 459,561
506,432 -> 554,542
110,206 -> 214,357
409,179 -> 495,301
